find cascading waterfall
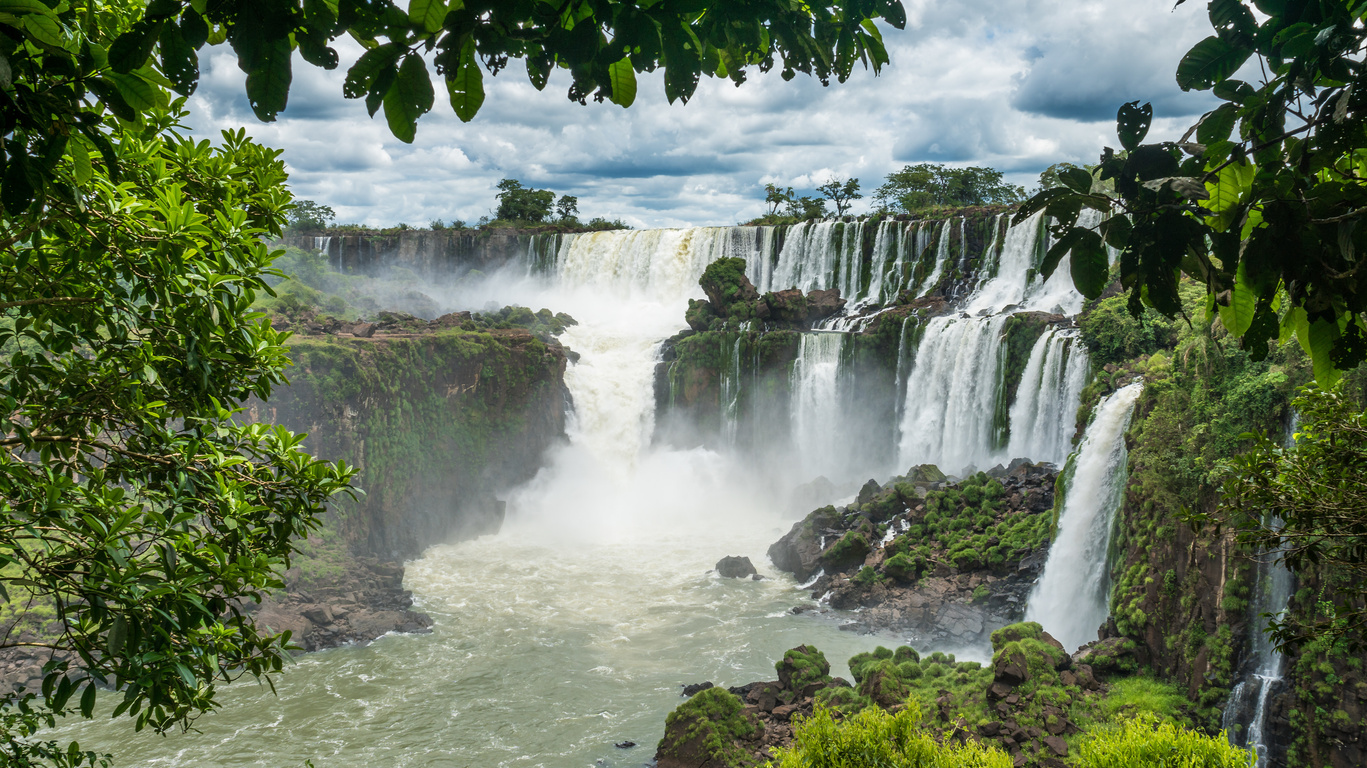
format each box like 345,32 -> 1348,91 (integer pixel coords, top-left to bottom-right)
791,332 -> 848,480
1006,329 -> 1091,466
1025,381 -> 1144,651
916,219 -> 955,298
897,314 -> 1011,474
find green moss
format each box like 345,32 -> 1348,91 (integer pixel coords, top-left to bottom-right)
825,530 -> 870,567
657,687 -> 757,767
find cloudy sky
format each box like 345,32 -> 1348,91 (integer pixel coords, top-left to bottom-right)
184,0 -> 1220,228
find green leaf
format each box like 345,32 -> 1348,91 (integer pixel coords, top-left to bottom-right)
607,56 -> 636,108
407,0 -> 446,33
1099,215 -> 1132,249
1068,229 -> 1110,299
79,680 -> 97,718
1176,35 -> 1252,91
20,12 -> 63,47
1308,317 -> 1342,387
383,53 -> 434,143
344,43 -> 402,99
106,616 -> 127,655
1060,167 -> 1092,193
109,21 -> 160,74
1196,103 -> 1238,144
1116,101 -> 1152,151
180,9 -> 208,49
1218,263 -> 1256,336
243,36 -> 292,121
69,140 -> 91,185
446,38 -> 483,122
108,72 -> 159,111
159,22 -> 199,95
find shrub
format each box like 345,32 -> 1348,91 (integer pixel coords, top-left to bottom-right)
769,705 -> 1013,768
1073,712 -> 1253,767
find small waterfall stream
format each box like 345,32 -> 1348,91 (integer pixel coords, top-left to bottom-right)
1222,554 -> 1293,766
1025,382 -> 1144,651
791,332 -> 848,480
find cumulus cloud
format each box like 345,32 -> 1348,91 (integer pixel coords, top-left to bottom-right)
182,0 -> 1219,227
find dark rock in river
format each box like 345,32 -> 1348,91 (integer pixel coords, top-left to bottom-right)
716,555 -> 758,578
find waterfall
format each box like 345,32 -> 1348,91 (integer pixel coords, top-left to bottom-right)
892,315 -> 917,426
1222,552 -> 1293,767
1006,329 -> 1091,466
770,221 -> 839,294
719,334 -> 744,446
1222,413 -> 1298,766
868,220 -> 900,306
897,314 -> 1011,474
1025,381 -> 1144,651
791,332 -> 847,480
916,219 -> 955,297
312,235 -> 332,255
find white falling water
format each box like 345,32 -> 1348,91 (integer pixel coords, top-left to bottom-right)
719,334 -> 744,446
791,332 -> 847,480
897,314 -> 1011,474
916,219 -> 955,297
1222,553 -> 1293,767
1006,329 -> 1091,466
769,221 -> 839,294
1025,381 -> 1144,651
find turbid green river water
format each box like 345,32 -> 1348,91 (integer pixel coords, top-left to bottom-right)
54,488 -> 951,767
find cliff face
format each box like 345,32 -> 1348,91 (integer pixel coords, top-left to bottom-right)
282,229 -> 534,280
250,328 -> 568,561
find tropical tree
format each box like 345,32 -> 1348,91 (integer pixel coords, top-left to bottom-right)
764,183 -> 796,216
555,195 -> 579,222
818,177 -> 862,216
495,179 -> 555,223
0,0 -> 907,766
287,199 -> 336,232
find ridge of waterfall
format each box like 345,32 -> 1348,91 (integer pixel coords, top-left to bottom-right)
1006,330 -> 1091,466
897,314 -> 1011,474
791,332 -> 847,480
1025,381 -> 1144,651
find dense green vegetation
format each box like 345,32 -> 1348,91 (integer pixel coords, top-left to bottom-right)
873,164 -> 1026,213
770,705 -> 1013,768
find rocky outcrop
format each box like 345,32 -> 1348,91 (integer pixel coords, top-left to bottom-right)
250,557 -> 432,651
240,323 -> 569,653
655,623 -> 1148,768
769,462 -> 1057,647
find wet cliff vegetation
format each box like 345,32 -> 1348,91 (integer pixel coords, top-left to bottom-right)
655,245 -> 1366,765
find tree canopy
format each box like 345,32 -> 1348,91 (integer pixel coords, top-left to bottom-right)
873,164 -> 1026,213
1022,0 -> 1367,384
494,178 -> 555,223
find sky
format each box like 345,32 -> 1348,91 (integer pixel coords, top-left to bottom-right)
183,0 -> 1222,229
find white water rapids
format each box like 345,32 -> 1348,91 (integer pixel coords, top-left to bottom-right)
59,215 -> 1133,765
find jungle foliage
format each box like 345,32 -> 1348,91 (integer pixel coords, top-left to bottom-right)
1022,0 -> 1367,384
873,164 -> 1026,213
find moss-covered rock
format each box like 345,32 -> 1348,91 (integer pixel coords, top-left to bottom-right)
699,257 -> 760,317
777,645 -> 832,694
655,686 -> 763,768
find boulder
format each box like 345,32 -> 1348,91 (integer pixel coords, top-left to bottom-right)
682,682 -> 714,697
764,289 -> 807,325
993,648 -> 1030,687
805,288 -> 847,322
350,322 -> 377,338
716,556 -> 758,579
856,479 -> 882,505
699,257 -> 760,316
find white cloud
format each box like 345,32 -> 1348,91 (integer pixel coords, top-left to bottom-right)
182,0 -> 1218,228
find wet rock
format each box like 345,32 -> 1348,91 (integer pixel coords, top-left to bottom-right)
682,682 -> 714,697
856,478 -> 882,505
716,556 -> 757,579
805,288 -> 847,322
614,740 -> 636,749
764,289 -> 807,325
